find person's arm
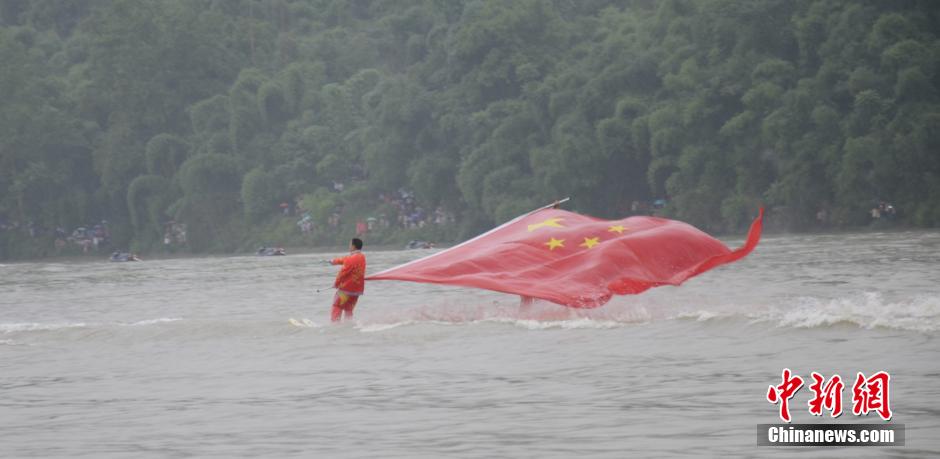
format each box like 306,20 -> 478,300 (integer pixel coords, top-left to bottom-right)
330,256 -> 347,265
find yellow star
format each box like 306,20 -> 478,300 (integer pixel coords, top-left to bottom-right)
544,237 -> 565,250
579,237 -> 600,249
528,218 -> 565,232
608,225 -> 628,234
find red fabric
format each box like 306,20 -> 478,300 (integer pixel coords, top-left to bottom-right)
331,251 -> 366,294
367,208 -> 763,308
331,292 -> 359,322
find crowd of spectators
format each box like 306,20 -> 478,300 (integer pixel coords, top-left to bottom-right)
288,188 -> 456,237
0,217 -> 113,253
870,201 -> 897,221
378,189 -> 455,229
162,221 -> 188,251
64,222 -> 112,252
625,198 -> 668,215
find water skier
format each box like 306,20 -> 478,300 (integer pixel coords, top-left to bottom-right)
327,238 -> 366,322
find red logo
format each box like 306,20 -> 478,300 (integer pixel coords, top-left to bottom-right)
767,370 -> 892,422
852,371 -> 892,420
808,372 -> 844,418
766,368 -> 804,422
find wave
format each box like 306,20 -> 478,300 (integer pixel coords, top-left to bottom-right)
125,318 -> 183,326
660,292 -> 940,332
0,322 -> 89,333
2,317 -> 322,343
354,302 -> 655,333
758,292 -> 940,332
355,292 -> 940,333
4,293 -> 936,338
0,318 -> 182,334
357,317 -> 631,332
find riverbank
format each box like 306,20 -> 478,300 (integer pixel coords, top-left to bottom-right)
0,233 -> 446,264
1,205 -> 465,262
1,217 -> 924,263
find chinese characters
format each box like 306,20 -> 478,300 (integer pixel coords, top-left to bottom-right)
767,369 -> 892,422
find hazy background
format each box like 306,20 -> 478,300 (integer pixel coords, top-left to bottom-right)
2,0 -> 939,260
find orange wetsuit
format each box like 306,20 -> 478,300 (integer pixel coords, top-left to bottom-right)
330,250 -> 366,321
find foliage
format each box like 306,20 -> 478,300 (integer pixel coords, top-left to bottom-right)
241,167 -> 279,221
2,0 -> 939,259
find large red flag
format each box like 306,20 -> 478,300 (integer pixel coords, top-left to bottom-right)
367,206 -> 763,308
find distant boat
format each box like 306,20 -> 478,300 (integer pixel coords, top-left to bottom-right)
405,240 -> 434,250
257,247 -> 286,256
110,252 -> 141,262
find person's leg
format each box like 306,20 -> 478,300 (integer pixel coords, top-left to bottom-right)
331,305 -> 342,322
331,292 -> 349,322
342,296 -> 359,320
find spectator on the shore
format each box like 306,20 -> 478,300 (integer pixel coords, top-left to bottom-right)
297,213 -> 313,235
163,221 -> 187,251
816,208 -> 828,226
301,188 -> 455,236
884,203 -> 897,220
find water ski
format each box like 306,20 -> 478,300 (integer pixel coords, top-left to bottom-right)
288,318 -> 316,327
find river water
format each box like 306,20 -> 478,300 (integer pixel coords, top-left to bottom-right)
2,231 -> 939,458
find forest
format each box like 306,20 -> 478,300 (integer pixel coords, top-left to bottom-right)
1,0 -> 938,259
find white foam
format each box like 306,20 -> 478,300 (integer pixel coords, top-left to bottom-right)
1,318 -> 184,333
357,320 -> 457,332
672,310 -> 726,322
484,317 -> 626,330
126,318 -> 183,326
289,318 -> 321,328
763,292 -> 940,332
355,292 -> 940,333
0,322 -> 88,333
357,316 -> 642,332
355,304 -> 654,332
659,292 -> 940,332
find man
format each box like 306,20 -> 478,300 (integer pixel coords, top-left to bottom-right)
328,238 -> 366,322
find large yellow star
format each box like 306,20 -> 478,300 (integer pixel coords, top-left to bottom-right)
528,218 -> 565,232
579,236 -> 600,249
544,237 -> 565,250
608,225 -> 628,234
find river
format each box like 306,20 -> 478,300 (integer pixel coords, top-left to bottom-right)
2,230 -> 939,457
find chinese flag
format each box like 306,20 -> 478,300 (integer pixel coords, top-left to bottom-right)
367,207 -> 763,308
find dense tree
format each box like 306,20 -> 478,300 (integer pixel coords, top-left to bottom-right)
1,0 -> 938,259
